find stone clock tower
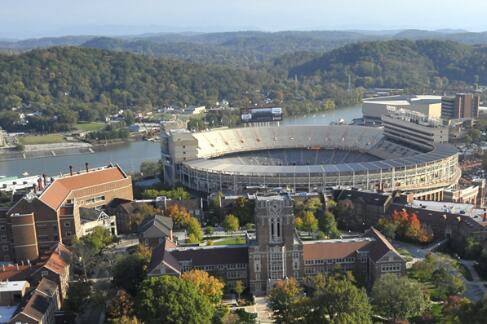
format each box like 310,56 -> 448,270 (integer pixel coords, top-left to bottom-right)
248,195 -> 303,295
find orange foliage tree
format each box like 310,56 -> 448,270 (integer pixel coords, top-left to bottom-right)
166,204 -> 191,227
181,269 -> 224,304
386,210 -> 433,244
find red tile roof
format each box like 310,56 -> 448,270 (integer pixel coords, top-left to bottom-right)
303,239 -> 372,261
39,166 -> 127,210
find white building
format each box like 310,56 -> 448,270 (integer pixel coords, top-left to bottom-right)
363,95 -> 442,124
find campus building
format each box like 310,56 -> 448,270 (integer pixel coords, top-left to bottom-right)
148,196 -> 405,295
362,95 -> 442,124
3,164 -> 133,262
441,93 -> 480,121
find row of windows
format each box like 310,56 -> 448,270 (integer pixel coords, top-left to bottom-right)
182,263 -> 247,272
304,257 -> 359,266
381,263 -> 402,273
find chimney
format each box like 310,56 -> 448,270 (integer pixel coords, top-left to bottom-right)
85,162 -> 89,172
69,165 -> 73,176
15,264 -> 19,271
42,174 -> 47,187
37,178 -> 43,191
32,184 -> 37,194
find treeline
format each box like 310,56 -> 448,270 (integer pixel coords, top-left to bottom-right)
289,39 -> 487,89
1,40 -> 487,132
0,46 -> 360,132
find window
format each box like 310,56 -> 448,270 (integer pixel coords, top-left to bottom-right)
0,225 -> 5,231
381,263 -> 402,273
64,222 -> 70,228
2,246 -> 8,252
41,270 -> 48,277
66,231 -> 72,237
0,235 -> 7,242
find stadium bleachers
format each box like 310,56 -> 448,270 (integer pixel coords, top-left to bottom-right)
192,125 -> 385,159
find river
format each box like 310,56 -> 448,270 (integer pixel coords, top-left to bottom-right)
0,104 -> 362,177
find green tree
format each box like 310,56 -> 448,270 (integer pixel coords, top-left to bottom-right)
136,276 -> 215,324
65,281 -> 92,313
431,268 -> 465,299
234,280 -> 245,300
223,214 -> 239,232
82,226 -> 114,253
139,161 -> 161,178
318,210 -> 340,239
187,217 -> 203,243
112,254 -> 146,296
204,226 -> 214,236
306,275 -> 372,324
371,273 -> 428,322
301,211 -> 319,234
268,278 -> 305,324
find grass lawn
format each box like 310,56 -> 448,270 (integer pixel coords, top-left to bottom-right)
18,134 -> 66,145
74,122 -> 106,132
213,237 -> 246,245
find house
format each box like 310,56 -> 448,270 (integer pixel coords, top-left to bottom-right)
31,243 -> 71,302
138,215 -> 173,247
9,278 -> 60,324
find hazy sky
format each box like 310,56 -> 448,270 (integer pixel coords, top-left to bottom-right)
3,0 -> 487,39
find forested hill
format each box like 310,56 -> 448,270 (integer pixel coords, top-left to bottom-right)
0,46 -> 279,112
288,40 -> 487,88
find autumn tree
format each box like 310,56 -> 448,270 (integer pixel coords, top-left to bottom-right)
166,204 -> 191,227
268,278 -> 306,324
181,270 -> 224,304
106,289 -> 135,323
224,214 -> 240,232
187,217 -> 203,243
300,211 -> 319,234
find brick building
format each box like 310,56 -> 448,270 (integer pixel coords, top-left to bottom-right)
148,195 -> 405,295
3,164 -> 133,262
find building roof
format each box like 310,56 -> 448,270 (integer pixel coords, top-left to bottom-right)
148,240 -> 179,275
0,264 -> 40,282
0,280 -> 28,293
36,243 -> 71,276
18,291 -> 51,321
39,165 -> 127,210
302,238 -> 372,261
35,278 -> 58,298
365,227 -> 402,262
169,245 -> 249,266
333,189 -> 392,207
138,215 -> 173,237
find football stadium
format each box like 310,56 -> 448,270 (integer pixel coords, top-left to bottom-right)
161,125 -> 460,195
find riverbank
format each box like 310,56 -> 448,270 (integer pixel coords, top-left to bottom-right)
0,136 -> 147,162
